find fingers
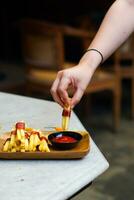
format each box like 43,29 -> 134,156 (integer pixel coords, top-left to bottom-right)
51,71 -> 71,107
57,76 -> 71,106
51,71 -> 64,107
71,87 -> 84,108
51,68 -> 85,108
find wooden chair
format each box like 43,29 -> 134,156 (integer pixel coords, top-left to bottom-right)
84,68 -> 121,131
114,34 -> 134,119
20,19 -> 121,131
20,19 -> 65,96
20,19 -> 91,96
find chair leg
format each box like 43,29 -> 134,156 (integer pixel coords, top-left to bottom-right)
132,78 -> 134,119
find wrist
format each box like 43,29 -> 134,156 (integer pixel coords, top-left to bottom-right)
79,49 -> 102,72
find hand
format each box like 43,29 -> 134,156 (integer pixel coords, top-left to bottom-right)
51,64 -> 94,108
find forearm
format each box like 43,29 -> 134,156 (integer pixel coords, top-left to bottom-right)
51,0 -> 134,107
79,0 -> 134,71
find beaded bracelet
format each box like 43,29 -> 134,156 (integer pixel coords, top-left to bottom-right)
84,48 -> 104,64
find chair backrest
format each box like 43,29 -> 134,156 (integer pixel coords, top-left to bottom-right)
20,19 -> 64,71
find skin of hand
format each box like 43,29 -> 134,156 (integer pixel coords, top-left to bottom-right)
51,0 -> 134,108
51,52 -> 101,108
51,65 -> 91,108
89,0 -> 134,60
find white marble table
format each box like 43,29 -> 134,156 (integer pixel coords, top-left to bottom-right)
0,92 -> 109,200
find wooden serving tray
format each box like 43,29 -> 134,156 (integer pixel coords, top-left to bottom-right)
0,131 -> 90,159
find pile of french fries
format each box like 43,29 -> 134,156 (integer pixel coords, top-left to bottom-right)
3,121 -> 50,152
62,104 -> 71,130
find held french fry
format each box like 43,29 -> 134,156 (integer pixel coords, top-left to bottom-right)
62,116 -> 70,130
62,105 -> 71,130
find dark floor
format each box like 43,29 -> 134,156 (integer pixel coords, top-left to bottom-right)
71,114 -> 134,200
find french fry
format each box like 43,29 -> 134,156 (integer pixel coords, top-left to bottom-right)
15,144 -> 20,152
33,132 -> 40,146
3,121 -> 50,153
62,116 -> 70,130
11,148 -> 16,152
10,131 -> 16,147
44,140 -> 50,152
3,140 -> 10,152
20,148 -> 25,152
29,134 -> 34,151
39,137 -> 50,152
24,138 -> 29,151
16,122 -> 25,141
20,129 -> 25,138
20,138 -> 25,152
33,146 -> 37,152
62,104 -> 71,130
16,129 -> 21,141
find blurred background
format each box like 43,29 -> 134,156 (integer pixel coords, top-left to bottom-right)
0,0 -> 134,199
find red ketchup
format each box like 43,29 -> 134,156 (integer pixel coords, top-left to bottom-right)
62,109 -> 71,117
40,136 -> 47,142
25,133 -> 29,139
16,122 -> 25,129
52,135 -> 77,143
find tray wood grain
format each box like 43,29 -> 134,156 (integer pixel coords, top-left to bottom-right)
0,131 -> 90,159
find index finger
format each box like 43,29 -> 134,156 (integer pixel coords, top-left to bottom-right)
57,76 -> 71,106
51,72 -> 64,107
